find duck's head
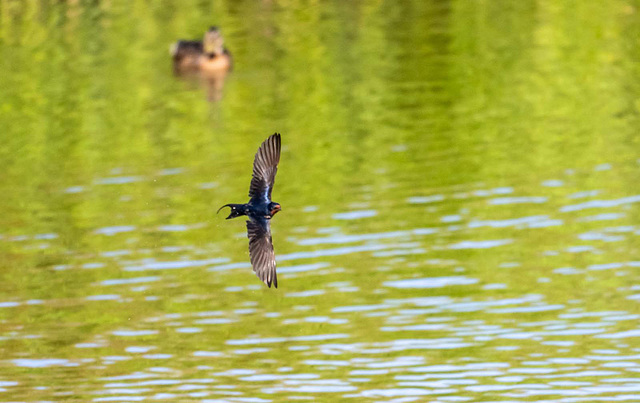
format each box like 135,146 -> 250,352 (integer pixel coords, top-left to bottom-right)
203,26 -> 225,57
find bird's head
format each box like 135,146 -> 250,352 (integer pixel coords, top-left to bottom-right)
269,202 -> 281,217
203,26 -> 224,56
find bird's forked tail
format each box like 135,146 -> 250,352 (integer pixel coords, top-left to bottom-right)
217,204 -> 247,219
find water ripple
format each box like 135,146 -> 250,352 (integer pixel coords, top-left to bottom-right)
488,196 -> 548,205
332,210 -> 377,220
297,228 -> 437,245
101,276 -> 160,286
446,239 -> 513,249
94,176 -> 143,185
384,276 -> 479,289
13,358 -> 72,368
561,195 -> 640,212
125,258 -> 229,271
94,226 -> 137,236
227,334 -> 349,345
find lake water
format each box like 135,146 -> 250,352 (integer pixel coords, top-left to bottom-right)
1,1 -> 640,402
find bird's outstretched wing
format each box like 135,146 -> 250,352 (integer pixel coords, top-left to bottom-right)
246,217 -> 277,288
248,133 -> 281,203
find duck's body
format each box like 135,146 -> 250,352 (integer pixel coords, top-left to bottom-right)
170,40 -> 203,73
198,49 -> 233,73
171,26 -> 232,74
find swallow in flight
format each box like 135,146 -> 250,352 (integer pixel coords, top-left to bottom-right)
218,133 -> 282,288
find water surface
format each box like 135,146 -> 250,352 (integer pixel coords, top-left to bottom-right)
1,1 -> 640,402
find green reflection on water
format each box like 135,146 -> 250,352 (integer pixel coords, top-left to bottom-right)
1,0 -> 640,401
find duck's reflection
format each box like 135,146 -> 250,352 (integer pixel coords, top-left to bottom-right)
171,26 -> 232,102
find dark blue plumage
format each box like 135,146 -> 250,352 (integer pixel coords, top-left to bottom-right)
218,133 -> 282,288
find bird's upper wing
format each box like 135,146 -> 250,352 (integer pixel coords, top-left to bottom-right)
248,133 -> 281,203
246,217 -> 277,288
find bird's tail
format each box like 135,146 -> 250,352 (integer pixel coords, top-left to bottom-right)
217,204 -> 247,219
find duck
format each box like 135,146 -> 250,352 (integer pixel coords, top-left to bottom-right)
170,26 -> 232,75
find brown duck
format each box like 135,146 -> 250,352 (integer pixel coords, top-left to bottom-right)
171,26 -> 232,74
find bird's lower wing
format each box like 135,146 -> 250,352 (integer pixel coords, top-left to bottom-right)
246,218 -> 277,288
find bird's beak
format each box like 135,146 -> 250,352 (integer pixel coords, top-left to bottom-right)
271,204 -> 281,216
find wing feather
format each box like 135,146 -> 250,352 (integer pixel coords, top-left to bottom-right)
248,133 -> 281,203
246,217 -> 277,288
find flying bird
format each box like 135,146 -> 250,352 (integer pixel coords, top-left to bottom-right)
218,133 -> 282,288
